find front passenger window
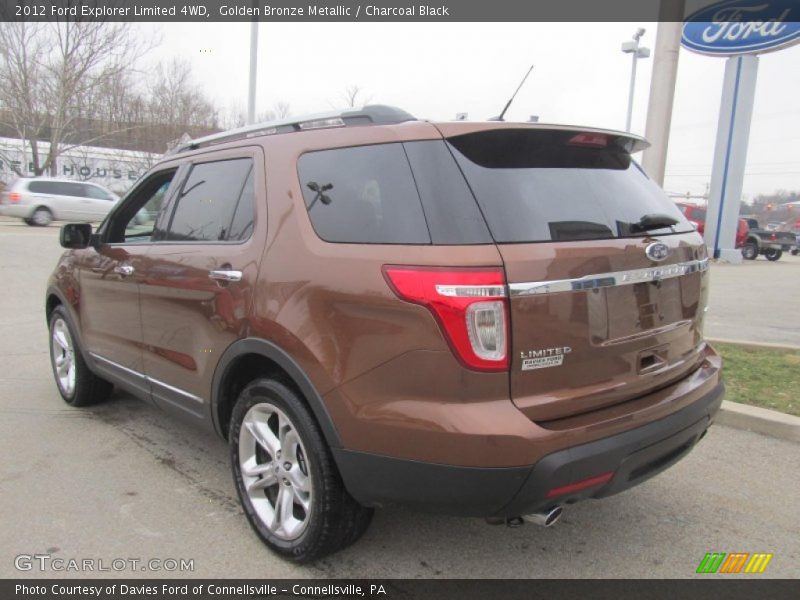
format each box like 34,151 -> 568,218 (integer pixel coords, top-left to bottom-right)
124,180 -> 172,241
163,158 -> 254,242
103,169 -> 176,244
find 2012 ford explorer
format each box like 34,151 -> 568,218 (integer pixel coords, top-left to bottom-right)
46,106 -> 723,562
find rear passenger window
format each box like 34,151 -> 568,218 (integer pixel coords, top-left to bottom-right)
28,181 -> 83,196
164,158 -> 254,242
298,144 -> 431,244
404,141 -> 492,244
28,181 -> 58,195
61,182 -> 87,197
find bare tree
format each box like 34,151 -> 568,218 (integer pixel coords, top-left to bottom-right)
222,101 -> 291,130
0,21 -> 153,176
340,85 -> 372,108
147,58 -> 218,132
273,101 -> 291,119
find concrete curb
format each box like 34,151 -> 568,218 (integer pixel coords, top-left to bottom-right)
717,400 -> 800,443
707,337 -> 800,351
707,338 -> 799,441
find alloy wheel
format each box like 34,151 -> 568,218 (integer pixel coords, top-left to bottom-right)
51,318 -> 76,396
239,402 -> 313,541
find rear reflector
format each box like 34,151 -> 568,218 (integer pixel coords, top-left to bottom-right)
546,471 -> 614,499
383,266 -> 509,371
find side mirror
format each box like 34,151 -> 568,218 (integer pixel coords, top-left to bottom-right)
60,223 -> 93,249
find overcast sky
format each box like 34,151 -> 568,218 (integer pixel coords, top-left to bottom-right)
149,22 -> 800,199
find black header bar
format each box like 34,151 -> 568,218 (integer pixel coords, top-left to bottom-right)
0,0 -> 781,23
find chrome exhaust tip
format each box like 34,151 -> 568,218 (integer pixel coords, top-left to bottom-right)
521,506 -> 563,527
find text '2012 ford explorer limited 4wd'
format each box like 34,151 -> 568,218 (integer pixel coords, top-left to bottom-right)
46,106 -> 723,562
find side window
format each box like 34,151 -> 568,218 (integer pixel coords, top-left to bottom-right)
297,144 -> 430,244
227,168 -> 255,242
403,141 -> 492,244
85,185 -> 113,201
163,158 -> 253,242
29,181 -> 59,194
60,182 -> 85,197
104,169 -> 177,243
125,179 -> 173,241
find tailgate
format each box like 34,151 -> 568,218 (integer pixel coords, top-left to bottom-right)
444,126 -> 708,422
501,236 -> 708,421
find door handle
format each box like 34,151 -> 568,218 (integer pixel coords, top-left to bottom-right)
114,265 -> 135,276
209,269 -> 242,282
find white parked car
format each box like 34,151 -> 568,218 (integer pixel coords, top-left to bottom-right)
0,177 -> 120,226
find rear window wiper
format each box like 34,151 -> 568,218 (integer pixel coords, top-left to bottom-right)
631,213 -> 679,233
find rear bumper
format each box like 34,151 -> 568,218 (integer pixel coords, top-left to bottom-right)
335,381 -> 723,517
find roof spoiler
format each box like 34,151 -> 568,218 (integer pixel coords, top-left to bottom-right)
434,121 -> 651,154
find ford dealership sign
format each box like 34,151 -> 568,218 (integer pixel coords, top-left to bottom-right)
682,0 -> 800,55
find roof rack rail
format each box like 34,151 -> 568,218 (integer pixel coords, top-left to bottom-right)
170,105 -> 416,154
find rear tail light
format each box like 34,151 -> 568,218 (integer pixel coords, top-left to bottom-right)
8,192 -> 21,203
769,233 -> 777,241
567,133 -> 608,148
383,266 -> 509,371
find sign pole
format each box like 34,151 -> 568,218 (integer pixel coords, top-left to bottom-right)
641,20 -> 683,186
247,20 -> 259,125
704,54 -> 759,263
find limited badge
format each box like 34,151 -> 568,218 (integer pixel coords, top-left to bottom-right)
520,347 -> 572,370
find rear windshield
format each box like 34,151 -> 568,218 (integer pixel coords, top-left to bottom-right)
447,129 -> 693,243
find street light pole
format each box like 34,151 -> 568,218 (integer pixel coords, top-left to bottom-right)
247,20 -> 259,125
622,28 -> 650,132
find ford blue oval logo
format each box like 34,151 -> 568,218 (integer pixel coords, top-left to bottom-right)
645,242 -> 671,262
682,0 -> 800,56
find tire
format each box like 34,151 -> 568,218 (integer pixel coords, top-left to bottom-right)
764,248 -> 782,262
23,218 -> 35,226
230,378 -> 373,562
741,242 -> 758,260
48,305 -> 114,407
31,206 -> 53,226
792,248 -> 799,256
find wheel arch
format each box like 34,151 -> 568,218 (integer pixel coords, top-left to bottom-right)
45,291 -> 63,323
211,338 -> 342,449
45,286 -> 94,368
33,204 -> 55,220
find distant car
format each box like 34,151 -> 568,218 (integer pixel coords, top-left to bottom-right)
675,202 -> 748,249
0,177 -> 120,226
741,218 -> 796,261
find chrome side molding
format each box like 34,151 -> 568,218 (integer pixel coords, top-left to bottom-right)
89,352 -> 204,404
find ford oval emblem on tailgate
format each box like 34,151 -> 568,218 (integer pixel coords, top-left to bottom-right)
645,242 -> 670,262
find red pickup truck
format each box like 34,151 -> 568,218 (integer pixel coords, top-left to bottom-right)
676,202 -> 749,249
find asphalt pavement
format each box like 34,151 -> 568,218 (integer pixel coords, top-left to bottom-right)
0,218 -> 798,578
706,253 -> 800,347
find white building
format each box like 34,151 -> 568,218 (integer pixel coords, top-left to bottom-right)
0,137 -> 161,194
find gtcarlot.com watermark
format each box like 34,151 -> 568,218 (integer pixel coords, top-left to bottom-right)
14,554 -> 194,573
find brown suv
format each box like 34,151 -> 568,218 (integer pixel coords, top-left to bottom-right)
46,106 -> 723,562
